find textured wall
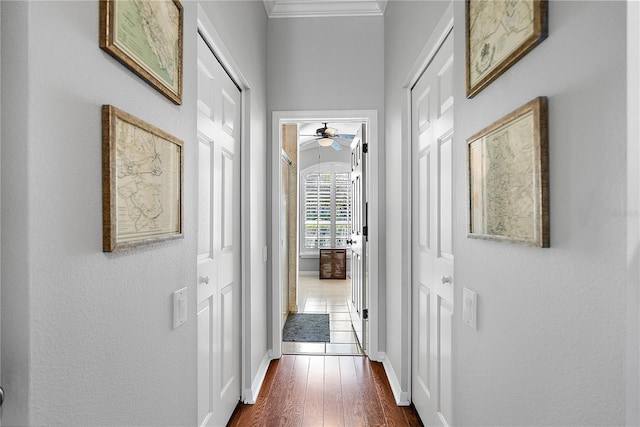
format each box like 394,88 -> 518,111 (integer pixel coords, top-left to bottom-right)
628,3 -> 640,424
385,0 -> 627,423
1,1 -> 268,424
452,1 -> 626,423
2,1 -> 198,424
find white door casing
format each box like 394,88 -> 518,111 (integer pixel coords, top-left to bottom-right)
348,124 -> 367,352
196,34 -> 241,427
411,28 -> 454,427
270,110 -> 379,360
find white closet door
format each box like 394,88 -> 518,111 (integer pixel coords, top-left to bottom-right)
411,29 -> 454,427
196,34 -> 241,427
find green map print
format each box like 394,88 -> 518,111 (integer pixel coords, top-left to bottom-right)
115,0 -> 179,92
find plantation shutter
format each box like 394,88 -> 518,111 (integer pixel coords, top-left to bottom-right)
304,173 -> 320,250
302,165 -> 351,251
334,172 -> 351,247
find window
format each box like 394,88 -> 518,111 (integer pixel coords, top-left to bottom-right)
301,163 -> 351,253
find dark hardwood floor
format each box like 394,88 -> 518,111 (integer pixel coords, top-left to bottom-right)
227,355 -> 423,426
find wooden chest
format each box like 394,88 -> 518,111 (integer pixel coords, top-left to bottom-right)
319,249 -> 347,280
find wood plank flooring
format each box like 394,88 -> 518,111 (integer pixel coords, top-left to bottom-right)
227,355 -> 423,426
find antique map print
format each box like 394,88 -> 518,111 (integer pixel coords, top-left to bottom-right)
113,0 -> 180,94
114,115 -> 181,243
468,0 -> 536,89
469,111 -> 538,242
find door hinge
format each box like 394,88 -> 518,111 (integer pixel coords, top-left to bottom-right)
362,143 -> 369,153
362,225 -> 368,237
362,309 -> 369,320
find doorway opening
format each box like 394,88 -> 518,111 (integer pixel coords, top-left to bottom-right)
271,110 -> 380,361
282,122 -> 363,355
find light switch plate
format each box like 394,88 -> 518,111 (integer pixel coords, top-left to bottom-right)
462,287 -> 477,330
173,287 -> 187,329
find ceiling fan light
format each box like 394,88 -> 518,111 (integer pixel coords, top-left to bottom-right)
318,137 -> 333,147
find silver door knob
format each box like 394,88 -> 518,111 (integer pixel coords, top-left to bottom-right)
199,276 -> 210,285
0,385 -> 5,407
441,276 -> 452,284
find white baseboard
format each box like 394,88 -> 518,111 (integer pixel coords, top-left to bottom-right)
369,351 -> 385,363
298,270 -> 318,276
243,351 -> 272,404
299,270 -> 352,276
382,353 -> 411,406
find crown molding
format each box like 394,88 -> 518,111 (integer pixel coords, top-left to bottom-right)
263,0 -> 387,18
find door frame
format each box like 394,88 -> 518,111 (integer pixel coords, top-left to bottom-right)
270,109 -> 380,360
197,5 -> 252,404
400,3 -> 453,405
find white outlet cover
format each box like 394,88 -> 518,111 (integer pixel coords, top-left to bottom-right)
173,287 -> 187,329
462,287 -> 477,330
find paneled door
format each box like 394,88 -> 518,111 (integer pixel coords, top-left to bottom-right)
411,29 -> 454,427
196,34 -> 241,427
348,124 -> 367,352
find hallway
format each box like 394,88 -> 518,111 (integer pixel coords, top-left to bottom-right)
0,1 -> 634,425
227,354 -> 422,426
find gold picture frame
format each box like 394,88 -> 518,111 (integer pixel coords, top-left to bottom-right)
468,97 -> 549,247
466,0 -> 548,98
102,105 -> 184,252
100,0 -> 183,105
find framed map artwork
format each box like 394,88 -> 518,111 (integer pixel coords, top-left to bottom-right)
468,97 -> 549,247
466,0 -> 548,98
102,105 -> 184,252
100,0 -> 183,104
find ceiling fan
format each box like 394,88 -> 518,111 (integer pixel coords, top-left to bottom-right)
300,123 -> 355,151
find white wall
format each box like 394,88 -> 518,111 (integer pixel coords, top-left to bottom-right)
267,16 -> 385,347
267,17 -> 384,112
2,2 -> 30,419
0,1 -> 3,413
0,0 -> 267,424
197,0 -> 270,402
627,0 -> 640,423
385,0 -> 627,423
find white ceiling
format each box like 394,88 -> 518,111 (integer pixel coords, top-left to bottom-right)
263,0 -> 387,18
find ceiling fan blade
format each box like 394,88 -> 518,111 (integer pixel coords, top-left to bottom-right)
331,141 -> 344,151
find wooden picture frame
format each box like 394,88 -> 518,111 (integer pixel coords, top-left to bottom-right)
467,97 -> 549,247
102,105 -> 184,252
466,0 -> 548,98
100,0 -> 183,105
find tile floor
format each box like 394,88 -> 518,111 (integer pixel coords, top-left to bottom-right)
282,275 -> 364,355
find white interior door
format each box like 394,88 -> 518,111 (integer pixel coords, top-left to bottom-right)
348,124 -> 367,352
196,34 -> 241,427
411,29 -> 454,427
